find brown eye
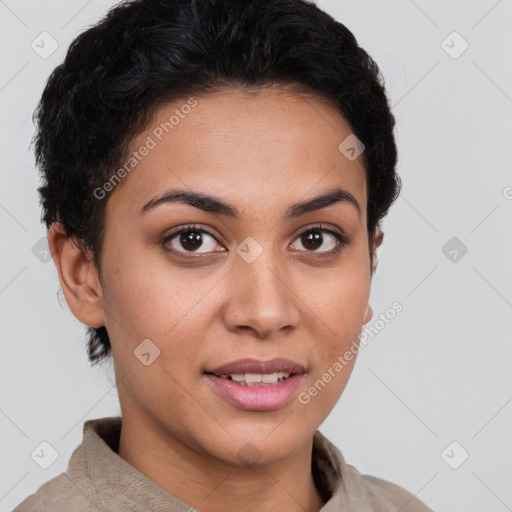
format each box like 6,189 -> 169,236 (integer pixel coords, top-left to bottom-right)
178,231 -> 204,251
300,230 -> 324,251
162,225 -> 224,255
291,227 -> 348,254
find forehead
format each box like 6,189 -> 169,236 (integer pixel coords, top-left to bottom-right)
105,87 -> 367,220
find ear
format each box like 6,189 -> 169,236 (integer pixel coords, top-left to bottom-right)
363,228 -> 385,325
371,227 -> 384,274
47,222 -> 105,328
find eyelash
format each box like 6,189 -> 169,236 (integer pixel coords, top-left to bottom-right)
161,223 -> 349,258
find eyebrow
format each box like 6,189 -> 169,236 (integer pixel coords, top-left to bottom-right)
138,187 -> 361,220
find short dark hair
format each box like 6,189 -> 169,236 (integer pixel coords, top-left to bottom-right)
33,0 -> 401,365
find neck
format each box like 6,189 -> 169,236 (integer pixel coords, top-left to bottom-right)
117,413 -> 326,512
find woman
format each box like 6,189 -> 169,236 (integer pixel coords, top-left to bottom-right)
15,0 -> 434,510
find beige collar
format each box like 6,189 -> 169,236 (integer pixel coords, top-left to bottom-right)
63,416 -> 430,512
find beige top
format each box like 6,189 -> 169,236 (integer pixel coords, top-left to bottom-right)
14,417 -> 433,511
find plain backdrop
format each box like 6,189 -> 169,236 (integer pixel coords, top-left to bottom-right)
1,1 -> 511,511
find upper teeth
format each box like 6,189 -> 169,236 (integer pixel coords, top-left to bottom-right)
220,372 -> 291,384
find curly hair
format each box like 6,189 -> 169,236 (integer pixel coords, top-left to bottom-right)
32,0 -> 401,365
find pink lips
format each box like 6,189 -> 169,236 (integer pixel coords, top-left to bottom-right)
207,357 -> 306,376
203,357 -> 306,411
204,373 -> 304,410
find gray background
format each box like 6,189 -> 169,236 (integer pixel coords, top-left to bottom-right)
1,0 -> 511,511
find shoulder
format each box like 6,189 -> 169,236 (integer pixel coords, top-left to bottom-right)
14,416 -> 124,511
313,430 -> 434,511
13,472 -> 103,512
352,467 -> 434,512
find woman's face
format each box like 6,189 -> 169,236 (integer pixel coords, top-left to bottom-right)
96,87 -> 377,465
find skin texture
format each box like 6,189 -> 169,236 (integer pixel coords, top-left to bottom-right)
48,87 -> 383,512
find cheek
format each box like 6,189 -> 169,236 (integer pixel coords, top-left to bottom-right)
104,260 -> 209,411
101,247 -> 218,378
302,260 -> 370,337
298,270 -> 368,419
101,243 -> 195,334
298,257 -> 370,405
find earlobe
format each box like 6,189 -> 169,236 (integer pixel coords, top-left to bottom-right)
363,304 -> 373,324
47,222 -> 105,328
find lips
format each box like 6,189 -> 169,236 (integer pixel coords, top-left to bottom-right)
205,357 -> 306,376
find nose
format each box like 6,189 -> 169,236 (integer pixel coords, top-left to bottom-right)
221,244 -> 300,339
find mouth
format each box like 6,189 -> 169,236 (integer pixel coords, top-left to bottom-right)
204,371 -> 294,387
203,358 -> 306,410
